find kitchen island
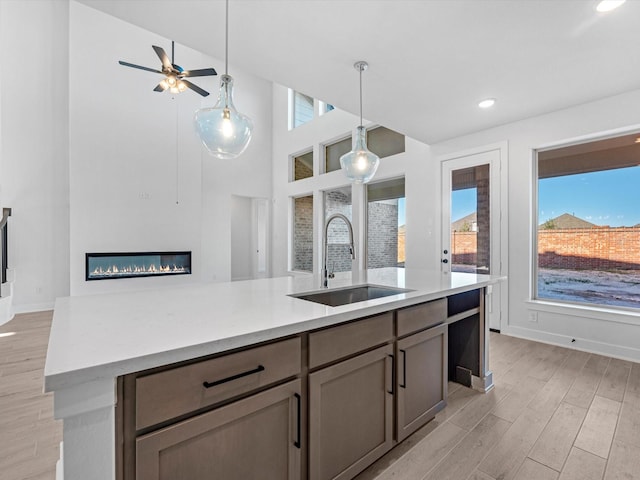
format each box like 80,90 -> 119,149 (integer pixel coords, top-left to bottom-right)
45,268 -> 499,480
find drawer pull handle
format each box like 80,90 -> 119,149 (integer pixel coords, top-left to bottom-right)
294,393 -> 301,449
400,349 -> 407,388
202,365 -> 265,389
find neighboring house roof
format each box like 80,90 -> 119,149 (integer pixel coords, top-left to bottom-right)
540,213 -> 597,229
451,212 -> 477,232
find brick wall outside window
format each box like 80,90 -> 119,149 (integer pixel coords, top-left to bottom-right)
452,228 -> 640,270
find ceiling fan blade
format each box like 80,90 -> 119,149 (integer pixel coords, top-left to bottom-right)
182,68 -> 217,78
152,45 -> 173,71
119,60 -> 163,74
182,80 -> 209,97
153,82 -> 168,92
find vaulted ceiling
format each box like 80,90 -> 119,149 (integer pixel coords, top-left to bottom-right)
77,0 -> 640,144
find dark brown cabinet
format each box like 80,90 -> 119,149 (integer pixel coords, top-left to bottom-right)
396,323 -> 448,442
136,379 -> 302,480
309,344 -> 394,480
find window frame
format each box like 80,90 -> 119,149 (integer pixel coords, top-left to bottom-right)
289,147 -> 314,182
531,128 -> 640,313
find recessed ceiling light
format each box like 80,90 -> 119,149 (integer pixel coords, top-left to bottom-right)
596,0 -> 626,12
478,98 -> 496,109
0,332 -> 16,338
634,137 -> 640,144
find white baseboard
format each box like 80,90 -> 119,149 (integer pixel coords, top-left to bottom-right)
12,301 -> 55,314
501,324 -> 640,363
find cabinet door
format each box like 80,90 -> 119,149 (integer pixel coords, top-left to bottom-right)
396,323 -> 448,442
136,379 -> 302,480
309,344 -> 394,480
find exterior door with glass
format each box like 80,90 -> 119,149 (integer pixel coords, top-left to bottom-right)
441,148 -> 504,331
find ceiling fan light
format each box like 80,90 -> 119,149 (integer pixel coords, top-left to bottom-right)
178,81 -> 186,92
340,126 -> 380,184
194,74 -> 253,159
596,0 -> 626,12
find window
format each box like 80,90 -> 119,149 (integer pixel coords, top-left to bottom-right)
291,91 -> 314,129
291,150 -> 313,181
367,178 -> 406,268
324,187 -> 353,273
324,136 -> 352,173
450,165 -> 490,274
319,101 -> 335,115
535,132 -> 640,310
367,126 -> 405,158
292,195 -> 313,272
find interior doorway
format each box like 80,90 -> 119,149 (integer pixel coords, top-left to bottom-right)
231,196 -> 269,281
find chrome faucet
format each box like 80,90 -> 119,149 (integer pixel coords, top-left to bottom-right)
322,213 -> 355,287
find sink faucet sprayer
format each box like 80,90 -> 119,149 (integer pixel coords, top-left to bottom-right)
322,213 -> 355,288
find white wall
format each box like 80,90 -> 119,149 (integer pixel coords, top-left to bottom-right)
0,1 -> 272,309
0,0 -> 70,312
68,2 -> 272,294
431,89 -> 640,361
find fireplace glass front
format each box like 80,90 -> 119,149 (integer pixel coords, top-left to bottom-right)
86,251 -> 191,281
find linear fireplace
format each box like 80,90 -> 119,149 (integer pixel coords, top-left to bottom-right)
85,251 -> 191,281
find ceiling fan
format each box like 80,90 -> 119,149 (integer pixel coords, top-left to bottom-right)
118,41 -> 217,97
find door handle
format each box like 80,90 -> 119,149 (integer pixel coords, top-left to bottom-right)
399,349 -> 407,388
387,354 -> 395,395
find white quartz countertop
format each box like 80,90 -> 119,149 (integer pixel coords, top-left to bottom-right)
44,268 -> 498,391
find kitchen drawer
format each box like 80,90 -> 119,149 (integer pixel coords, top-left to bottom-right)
136,336 -> 301,430
308,312 -> 393,369
397,299 -> 446,338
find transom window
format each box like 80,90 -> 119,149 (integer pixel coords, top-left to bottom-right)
291,150 -> 313,181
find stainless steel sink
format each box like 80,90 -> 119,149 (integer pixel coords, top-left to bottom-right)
289,285 -> 413,307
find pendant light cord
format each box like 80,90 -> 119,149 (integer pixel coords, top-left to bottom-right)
225,0 -> 229,76
359,65 -> 363,126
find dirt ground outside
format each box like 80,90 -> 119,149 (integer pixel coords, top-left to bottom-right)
538,268 -> 640,309
453,265 -> 640,309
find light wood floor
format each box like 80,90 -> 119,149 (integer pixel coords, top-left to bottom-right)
2,311 -> 640,480
357,330 -> 640,480
0,311 -> 61,480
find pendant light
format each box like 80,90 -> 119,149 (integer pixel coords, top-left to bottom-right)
194,0 -> 253,159
339,61 -> 380,184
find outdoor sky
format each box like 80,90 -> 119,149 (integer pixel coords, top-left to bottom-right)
451,165 -> 640,227
539,166 -> 640,227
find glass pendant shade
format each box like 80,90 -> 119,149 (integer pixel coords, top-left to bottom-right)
194,74 -> 253,159
340,126 -> 380,184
